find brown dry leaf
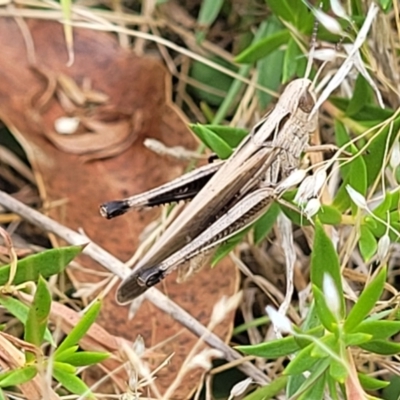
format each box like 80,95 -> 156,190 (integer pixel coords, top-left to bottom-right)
0,18 -> 239,398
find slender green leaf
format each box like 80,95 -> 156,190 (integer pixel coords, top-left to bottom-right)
355,320 -> 400,340
363,117 -> 400,186
358,373 -> 390,390
191,124 -> 233,159
61,351 -> 109,366
235,30 -> 290,64
344,267 -> 387,332
257,18 -> 285,108
54,346 -> 79,362
359,339 -> 400,355
0,245 -> 83,286
0,296 -> 54,345
343,332 -> 371,346
359,225 -> 377,261
236,336 -> 300,359
211,228 -> 249,266
194,125 -> 248,148
243,376 -> 287,400
53,363 -> 93,398
345,75 -> 373,117
189,58 -> 235,106
253,203 -> 280,244
310,221 -> 345,318
265,0 -> 294,23
297,373 -> 326,400
349,155 -> 367,215
283,343 -> 321,376
329,358 -> 348,383
0,366 -> 37,387
55,300 -> 101,356
24,276 -> 51,362
195,0 -> 224,43
289,359 -> 330,397
282,38 -> 301,83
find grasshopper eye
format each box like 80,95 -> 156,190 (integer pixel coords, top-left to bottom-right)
298,90 -> 315,113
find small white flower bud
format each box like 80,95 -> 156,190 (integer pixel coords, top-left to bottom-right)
345,185 -> 368,209
312,169 -> 327,197
276,169 -> 307,192
323,273 -> 341,319
294,175 -> 314,205
313,48 -> 338,62
265,306 -> 293,334
330,0 -> 348,19
132,335 -> 145,357
314,9 -> 344,35
54,116 -> 79,134
390,141 -> 400,170
229,378 -> 253,399
304,198 -> 321,218
377,234 -> 390,262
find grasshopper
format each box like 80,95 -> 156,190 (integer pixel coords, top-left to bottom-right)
100,78 -> 318,304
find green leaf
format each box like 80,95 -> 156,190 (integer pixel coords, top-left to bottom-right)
334,120 -> 352,178
0,365 -> 37,387
359,225 -> 377,261
196,125 -> 248,148
0,245 -> 83,286
53,363 -> 93,398
297,373 -> 326,400
253,202 -> 280,244
211,228 -> 249,266
345,75 -> 373,117
329,358 -> 348,383
55,346 -> 79,362
60,351 -> 109,367
189,58 -> 235,106
359,339 -> 400,355
257,18 -> 285,108
349,155 -> 367,215
312,285 -> 338,332
330,97 -> 394,122
265,0 -> 294,23
343,332 -> 372,346
310,221 -> 345,318
318,205 -> 342,225
344,267 -> 387,332
363,117 -> 400,186
55,300 -> 101,357
290,359 -> 330,397
243,376 -> 287,400
190,124 -> 233,159
235,30 -> 290,64
283,343 -> 321,376
355,320 -> 400,340
379,0 -> 392,12
0,296 -> 54,345
195,0 -> 224,43
282,38 -> 301,83
332,177 -> 351,212
236,336 -> 300,358
358,373 -> 390,390
24,276 -> 51,362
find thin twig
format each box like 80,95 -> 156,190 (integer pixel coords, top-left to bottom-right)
0,190 -> 269,384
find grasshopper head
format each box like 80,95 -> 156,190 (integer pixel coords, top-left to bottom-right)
280,78 -> 316,115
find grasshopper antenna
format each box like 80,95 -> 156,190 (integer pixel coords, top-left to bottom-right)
304,16 -> 319,81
